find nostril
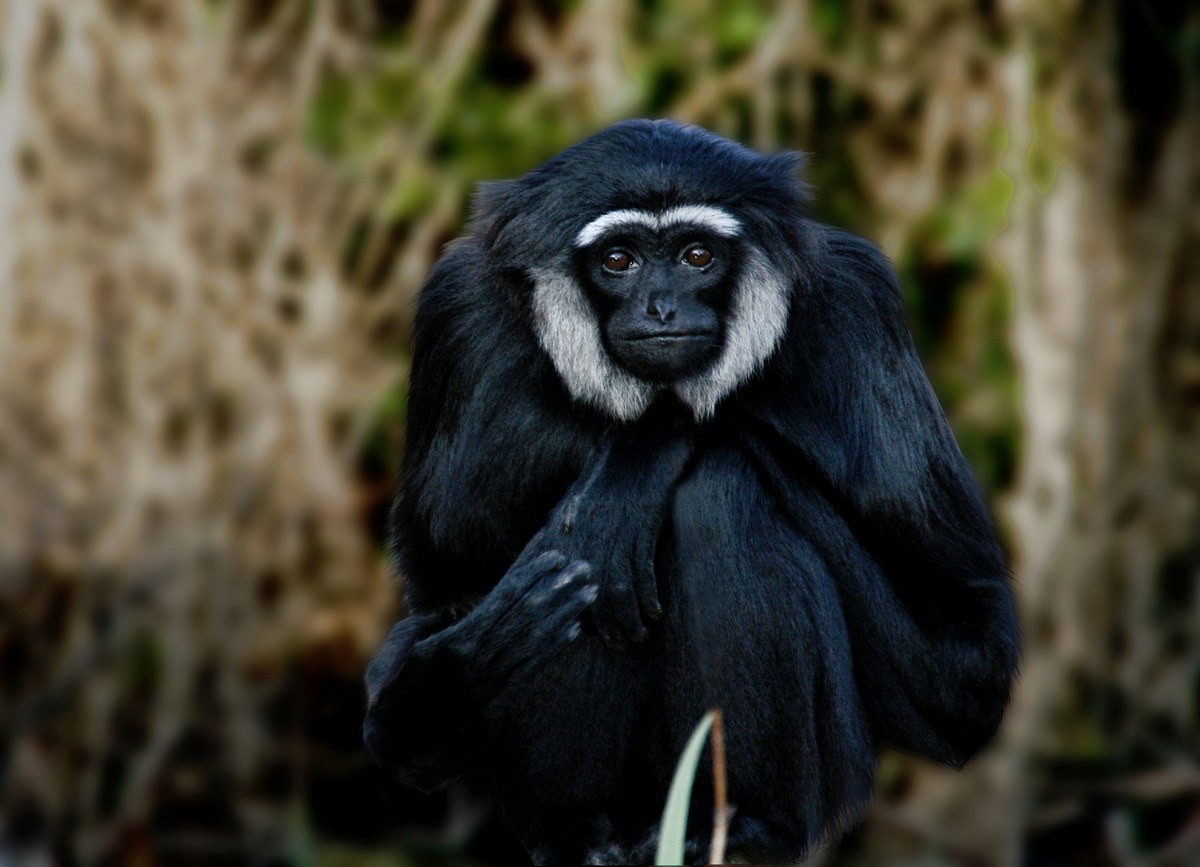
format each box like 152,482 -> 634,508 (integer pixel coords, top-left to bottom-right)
646,299 -> 676,323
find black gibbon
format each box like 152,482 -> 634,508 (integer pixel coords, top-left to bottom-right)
364,119 -> 1019,865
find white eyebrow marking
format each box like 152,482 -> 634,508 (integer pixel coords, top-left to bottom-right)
574,205 -> 742,247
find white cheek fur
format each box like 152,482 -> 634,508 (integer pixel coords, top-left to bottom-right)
531,269 -> 657,421
674,247 -> 792,419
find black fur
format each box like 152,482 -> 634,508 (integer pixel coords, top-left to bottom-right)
364,120 -> 1020,865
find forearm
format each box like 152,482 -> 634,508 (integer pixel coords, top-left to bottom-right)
538,407 -> 695,644
363,611 -> 485,791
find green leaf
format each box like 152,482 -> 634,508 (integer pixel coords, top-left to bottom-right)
656,710 -> 715,866
305,72 -> 353,157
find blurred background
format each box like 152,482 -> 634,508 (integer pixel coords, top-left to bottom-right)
0,0 -> 1197,864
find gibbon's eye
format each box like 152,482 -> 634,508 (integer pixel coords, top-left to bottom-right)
683,245 -> 713,268
603,250 -> 635,273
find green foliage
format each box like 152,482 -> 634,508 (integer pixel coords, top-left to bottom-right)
714,1 -> 772,60
306,72 -> 355,157
893,159 -> 1020,494
118,629 -> 163,697
812,0 -> 849,44
360,388 -> 408,484
1027,97 -> 1070,196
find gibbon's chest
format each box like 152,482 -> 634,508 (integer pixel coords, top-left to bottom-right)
491,442 -> 853,805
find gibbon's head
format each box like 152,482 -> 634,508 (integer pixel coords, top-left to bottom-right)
471,119 -> 812,421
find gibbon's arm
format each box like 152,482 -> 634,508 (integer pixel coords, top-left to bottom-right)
365,416 -> 694,792
397,241 -> 694,645
737,228 -> 1019,765
525,406 -> 697,648
362,610 -> 469,792
364,551 -> 597,792
394,241 -> 602,609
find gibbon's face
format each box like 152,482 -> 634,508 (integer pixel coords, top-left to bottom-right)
530,203 -> 791,422
574,210 -> 737,383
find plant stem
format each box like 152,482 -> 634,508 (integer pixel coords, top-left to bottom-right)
709,708 -> 730,865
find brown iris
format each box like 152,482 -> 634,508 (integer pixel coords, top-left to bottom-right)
683,246 -> 713,267
604,250 -> 634,272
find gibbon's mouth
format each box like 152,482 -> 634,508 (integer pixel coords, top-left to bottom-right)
618,330 -> 715,343
608,329 -> 722,383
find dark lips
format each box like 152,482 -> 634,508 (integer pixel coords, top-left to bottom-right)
620,331 -> 714,342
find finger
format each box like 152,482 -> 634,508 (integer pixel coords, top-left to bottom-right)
514,577 -> 598,665
585,603 -> 627,652
587,579 -> 647,649
549,581 -> 599,626
632,530 -> 663,622
488,550 -> 569,618
526,560 -> 592,607
634,571 -> 662,624
609,563 -> 650,644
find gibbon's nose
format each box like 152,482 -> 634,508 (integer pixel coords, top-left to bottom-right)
646,294 -> 677,324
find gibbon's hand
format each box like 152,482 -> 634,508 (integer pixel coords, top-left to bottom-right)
437,551 -> 598,703
532,420 -> 694,650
